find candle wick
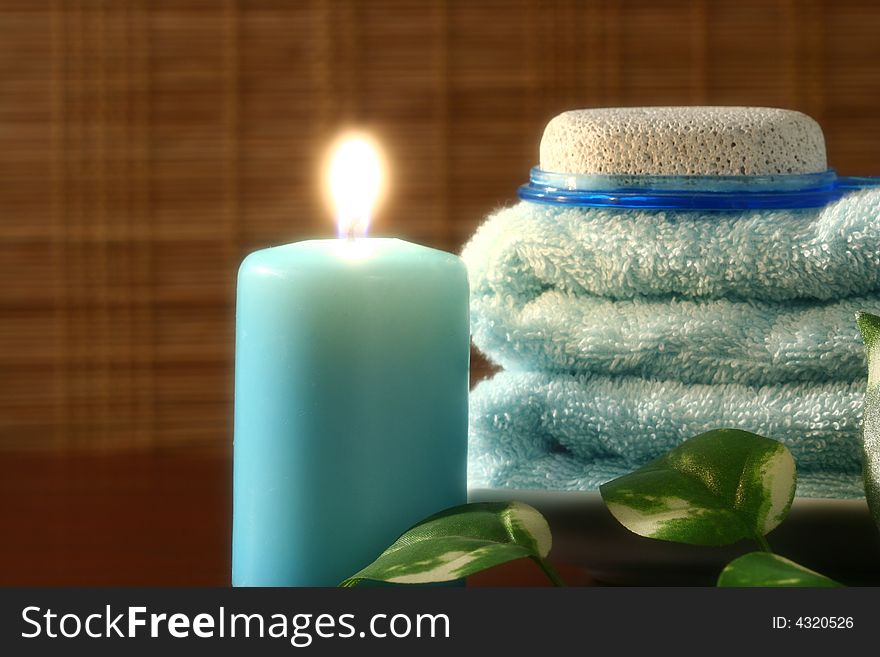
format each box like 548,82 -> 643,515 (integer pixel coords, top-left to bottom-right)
346,215 -> 365,241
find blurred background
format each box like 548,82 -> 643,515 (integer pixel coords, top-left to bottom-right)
1,0 -> 879,584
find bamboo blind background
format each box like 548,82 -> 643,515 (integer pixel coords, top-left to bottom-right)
1,0 -> 879,452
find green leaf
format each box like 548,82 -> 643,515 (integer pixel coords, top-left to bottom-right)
856,311 -> 880,531
718,552 -> 842,587
600,428 -> 796,546
340,501 -> 554,586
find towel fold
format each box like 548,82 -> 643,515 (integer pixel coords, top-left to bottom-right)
462,189 -> 880,303
469,290 -> 876,385
468,370 -> 865,499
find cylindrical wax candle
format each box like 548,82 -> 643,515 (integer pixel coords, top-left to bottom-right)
232,237 -> 469,586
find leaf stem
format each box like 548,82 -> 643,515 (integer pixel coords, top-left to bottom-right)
755,534 -> 772,553
531,556 -> 567,587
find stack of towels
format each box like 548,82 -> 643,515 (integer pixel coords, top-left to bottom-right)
464,107 -> 880,498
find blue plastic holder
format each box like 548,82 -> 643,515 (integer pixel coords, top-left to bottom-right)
518,167 -> 879,210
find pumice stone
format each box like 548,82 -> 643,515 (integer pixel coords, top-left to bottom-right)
539,106 -> 827,176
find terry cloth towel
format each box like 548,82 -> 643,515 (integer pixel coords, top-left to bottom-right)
462,189 -> 880,304
462,188 -> 880,499
468,371 -> 866,499
463,190 -> 880,384
466,291 -> 876,386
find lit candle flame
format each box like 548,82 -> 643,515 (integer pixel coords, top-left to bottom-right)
326,133 -> 384,239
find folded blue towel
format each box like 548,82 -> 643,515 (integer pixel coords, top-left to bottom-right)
463,189 -> 879,498
467,290 -> 876,385
462,189 -> 880,303
468,371 -> 865,499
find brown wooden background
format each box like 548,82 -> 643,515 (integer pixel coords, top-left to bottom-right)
1,0 -> 879,454
2,0 -> 880,586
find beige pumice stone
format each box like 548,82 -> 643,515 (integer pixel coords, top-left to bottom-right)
539,106 -> 827,176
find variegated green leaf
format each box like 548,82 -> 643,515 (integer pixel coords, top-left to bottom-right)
340,502 -> 554,586
718,552 -> 842,587
600,429 -> 796,546
856,311 -> 880,532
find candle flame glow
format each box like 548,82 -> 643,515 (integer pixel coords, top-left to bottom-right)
325,133 -> 385,239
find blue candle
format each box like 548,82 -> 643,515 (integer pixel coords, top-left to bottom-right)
232,136 -> 469,586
